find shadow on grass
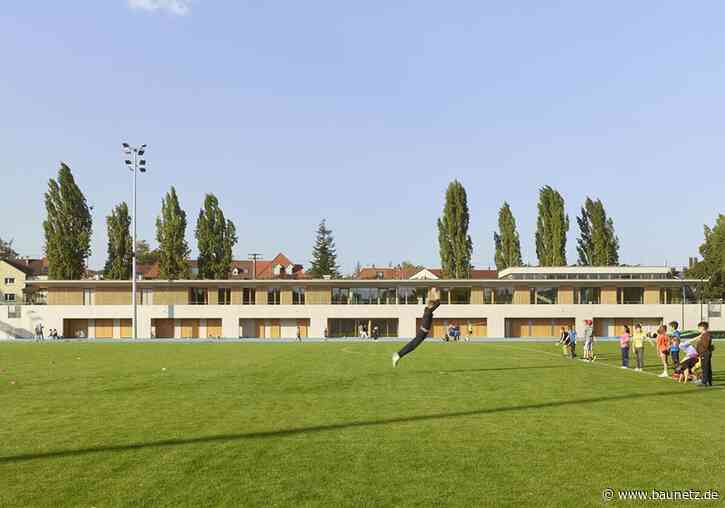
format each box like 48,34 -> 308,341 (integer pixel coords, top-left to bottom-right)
0,387 -> 715,464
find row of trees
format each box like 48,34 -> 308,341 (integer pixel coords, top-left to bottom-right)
41,163 -> 339,281
437,181 -> 621,276
29,163 -> 724,299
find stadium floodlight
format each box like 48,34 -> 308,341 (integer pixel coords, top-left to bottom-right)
121,143 -> 149,340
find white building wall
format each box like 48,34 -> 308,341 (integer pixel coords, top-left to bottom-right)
1,303 -> 722,340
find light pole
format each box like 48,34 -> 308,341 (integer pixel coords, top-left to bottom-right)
122,143 -> 147,339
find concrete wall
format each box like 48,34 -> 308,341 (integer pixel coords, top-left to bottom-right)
2,303 -> 722,339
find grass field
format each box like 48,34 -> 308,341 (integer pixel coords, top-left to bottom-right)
1,340 -> 723,507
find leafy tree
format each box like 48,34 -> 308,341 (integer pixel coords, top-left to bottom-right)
135,240 -> 160,265
576,197 -> 619,266
155,187 -> 191,279
43,162 -> 93,279
686,214 -> 725,299
103,202 -> 132,280
308,219 -> 341,278
535,186 -> 569,266
195,194 -> 238,279
0,237 -> 18,259
494,202 -> 523,271
437,180 -> 473,278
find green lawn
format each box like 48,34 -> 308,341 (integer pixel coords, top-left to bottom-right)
1,341 -> 723,507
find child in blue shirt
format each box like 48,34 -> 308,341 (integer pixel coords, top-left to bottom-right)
669,321 -> 681,370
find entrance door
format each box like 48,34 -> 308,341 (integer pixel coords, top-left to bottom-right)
154,319 -> 175,338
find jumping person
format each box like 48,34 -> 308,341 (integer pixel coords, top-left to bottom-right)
392,288 -> 441,367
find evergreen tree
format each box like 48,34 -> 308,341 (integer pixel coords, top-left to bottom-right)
494,202 -> 523,271
103,202 -> 132,280
43,162 -> 93,279
195,194 -> 238,279
155,187 -> 191,279
686,214 -> 725,299
535,186 -> 569,266
576,197 -> 620,266
135,240 -> 160,265
308,219 -> 341,278
0,237 -> 18,259
437,180 -> 473,278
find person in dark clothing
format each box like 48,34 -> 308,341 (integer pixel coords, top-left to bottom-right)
694,321 -> 713,387
393,288 -> 441,367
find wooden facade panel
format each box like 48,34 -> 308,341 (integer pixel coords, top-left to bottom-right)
280,289 -> 293,305
153,287 -> 188,305
231,288 -> 242,305
120,319 -> 132,338
297,319 -> 309,338
305,288 -> 331,305
644,288 -> 660,305
153,319 -> 175,338
49,287 -> 83,306
601,287 -> 617,305
508,318 -> 573,338
470,287 -> 484,305
255,288 -> 268,305
207,289 -> 219,305
513,287 -> 530,305
181,319 -> 199,338
95,319 -> 114,338
557,287 -> 574,305
269,319 -> 281,339
94,288 -> 132,305
206,319 -> 222,338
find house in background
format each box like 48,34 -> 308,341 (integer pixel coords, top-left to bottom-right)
135,252 -> 304,280
0,257 -> 49,304
357,265 -> 497,281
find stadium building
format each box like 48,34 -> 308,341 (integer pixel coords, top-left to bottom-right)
2,265 -> 722,340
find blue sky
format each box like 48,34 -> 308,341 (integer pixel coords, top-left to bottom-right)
1,1 -> 723,272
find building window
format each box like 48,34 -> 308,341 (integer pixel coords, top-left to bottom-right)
267,288 -> 281,305
141,288 -> 154,305
332,288 -> 349,305
379,287 -> 397,304
531,287 -> 557,305
494,287 -> 514,304
327,318 -> 399,338
483,288 -> 494,305
351,287 -> 379,304
618,287 -> 644,305
4,277 -> 15,284
83,288 -> 94,306
242,288 -> 256,305
4,293 -> 16,302
450,287 -> 471,304
292,287 -> 305,305
398,287 -> 426,304
574,287 -> 600,304
189,288 -> 208,305
218,288 -> 232,305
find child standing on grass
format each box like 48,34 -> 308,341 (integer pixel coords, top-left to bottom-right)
655,325 -> 670,378
668,321 -> 681,371
632,323 -> 646,372
559,326 -> 571,357
620,325 -> 631,369
569,326 -> 577,358
582,320 -> 595,362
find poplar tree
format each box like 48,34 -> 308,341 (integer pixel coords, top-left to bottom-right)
576,197 -> 619,266
437,180 -> 473,278
687,214 -> 725,299
103,202 -> 132,280
195,194 -> 238,279
308,219 -> 341,278
494,202 -> 523,271
156,187 -> 191,279
43,162 -> 93,279
535,186 -> 569,266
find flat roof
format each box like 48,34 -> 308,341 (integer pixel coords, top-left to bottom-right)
498,266 -> 675,278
